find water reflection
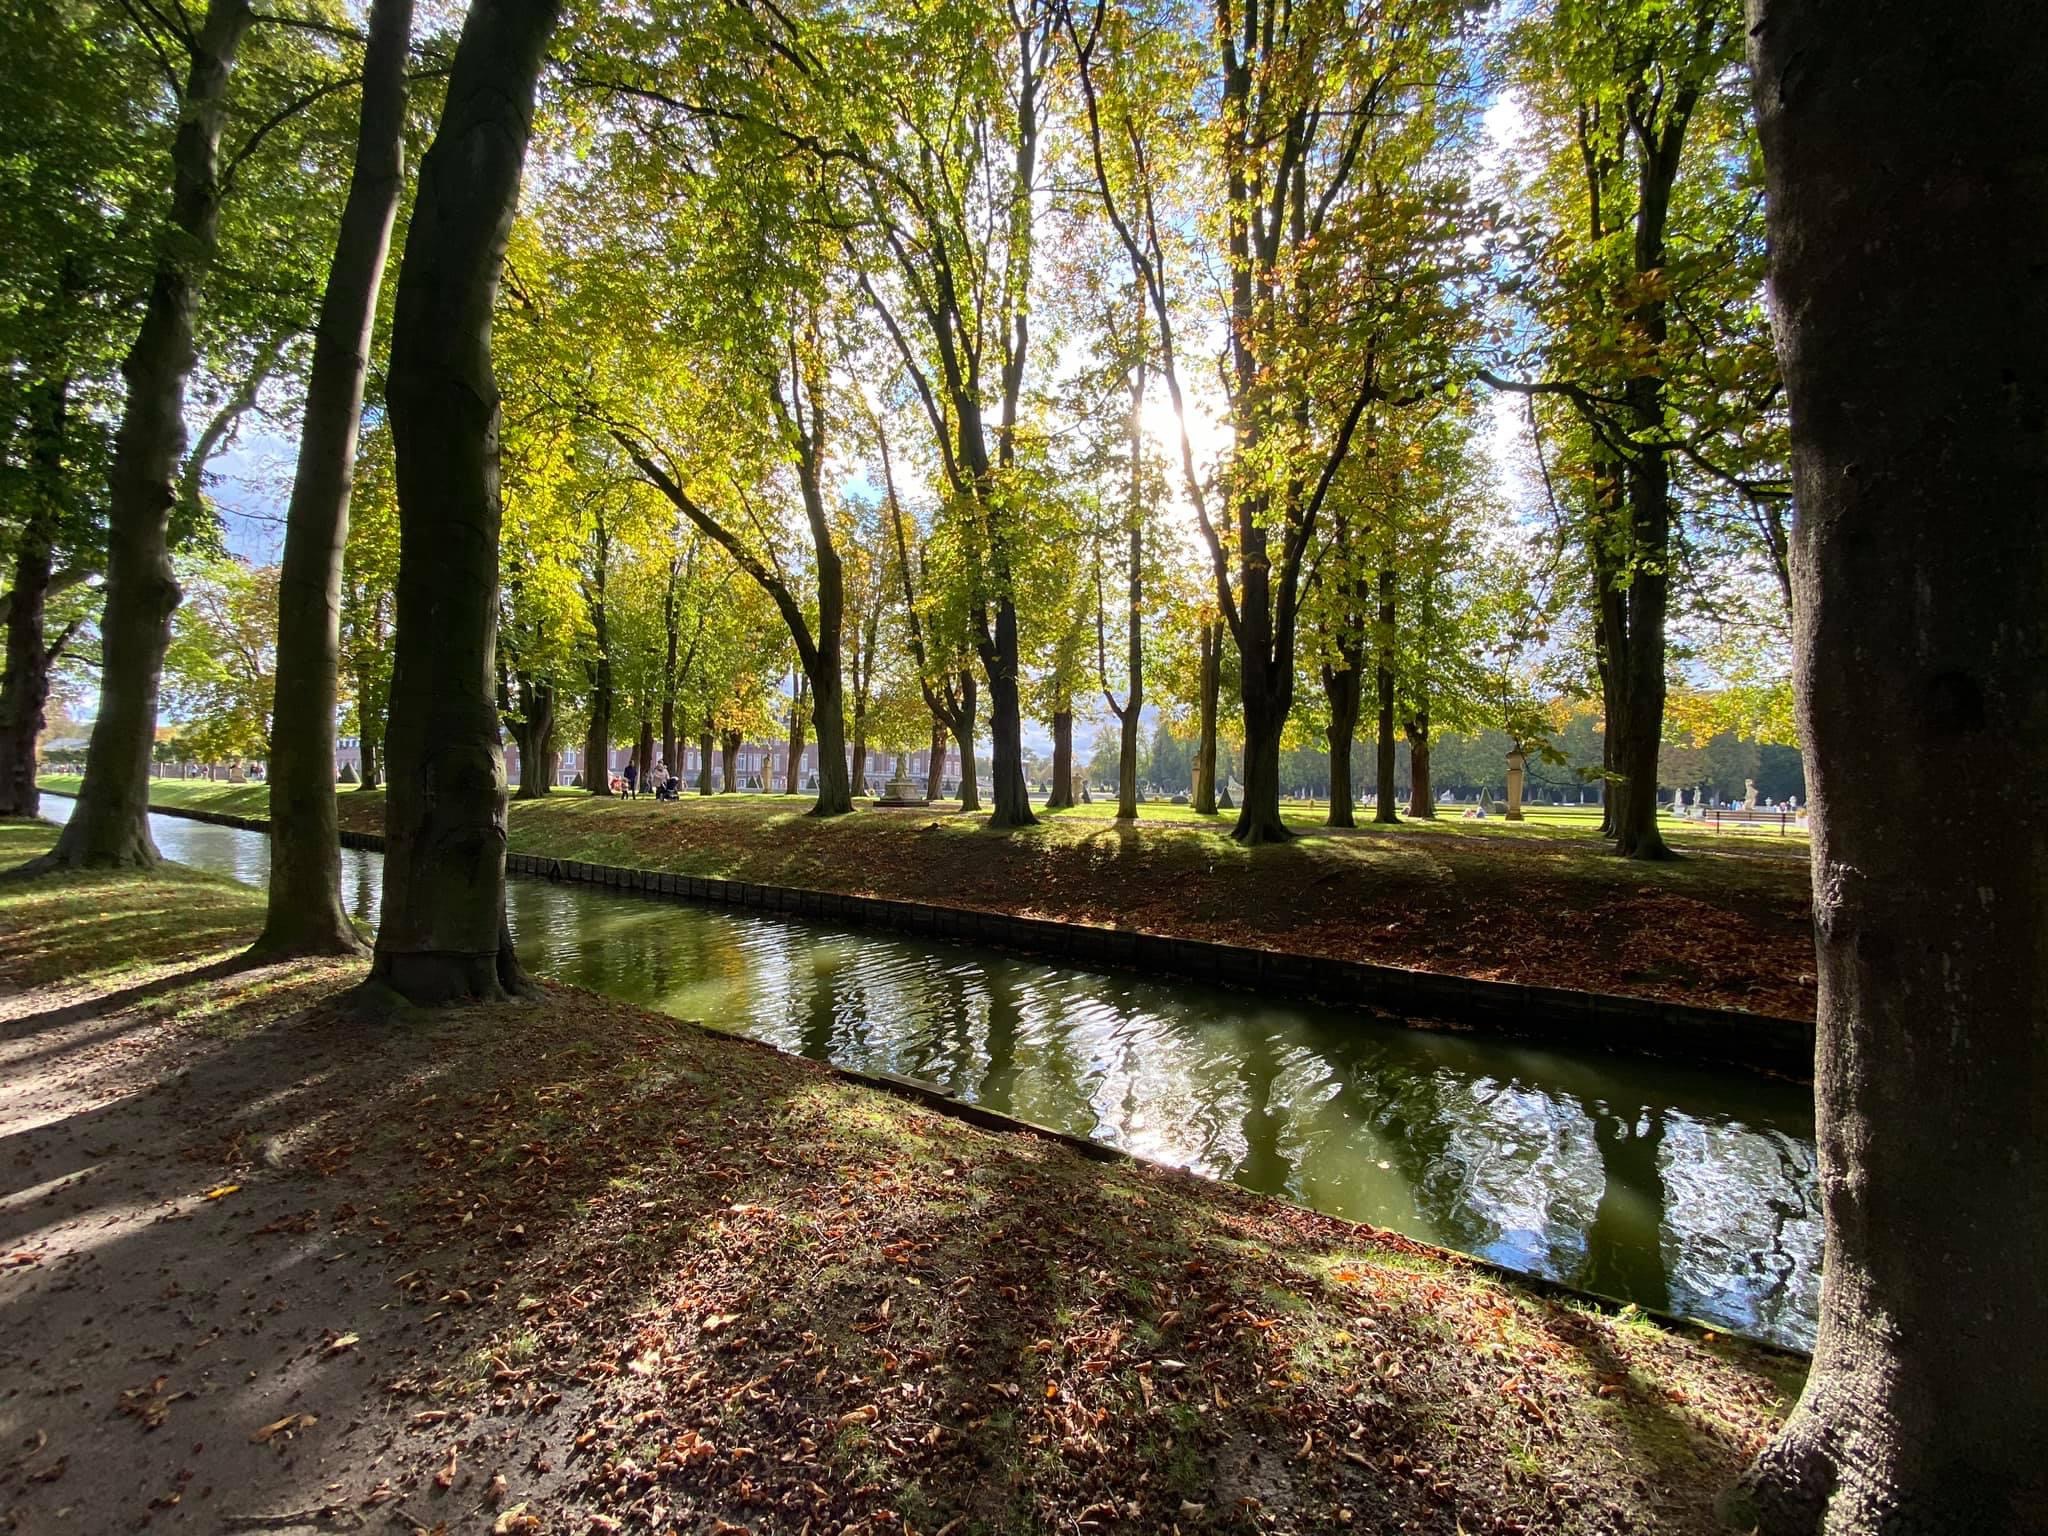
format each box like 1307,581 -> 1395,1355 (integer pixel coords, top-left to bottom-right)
46,799 -> 1821,1347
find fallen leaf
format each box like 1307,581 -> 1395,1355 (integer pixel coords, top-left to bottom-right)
249,1413 -> 318,1444
836,1405 -> 877,1429
435,1446 -> 458,1489
491,1501 -> 535,1534
324,1333 -> 360,1356
203,1185 -> 241,1200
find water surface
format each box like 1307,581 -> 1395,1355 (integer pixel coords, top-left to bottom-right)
45,797 -> 1819,1347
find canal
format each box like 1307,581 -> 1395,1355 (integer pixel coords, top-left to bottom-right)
46,798 -> 1820,1348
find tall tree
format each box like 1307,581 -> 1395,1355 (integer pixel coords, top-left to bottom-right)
371,0 -> 561,1004
1737,0 -> 2046,1528
1490,0 -> 1755,859
255,0 -> 414,957
826,0 -> 1056,828
27,0 -> 257,869
876,406 -> 981,811
1072,0 -> 1474,842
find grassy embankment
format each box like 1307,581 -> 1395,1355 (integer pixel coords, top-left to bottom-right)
0,814 -> 1799,1533
45,774 -> 1818,1017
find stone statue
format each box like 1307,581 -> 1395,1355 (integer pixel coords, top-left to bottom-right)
1743,777 -> 1758,812
876,751 -> 926,807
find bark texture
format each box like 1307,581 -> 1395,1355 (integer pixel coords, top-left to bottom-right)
719,730 -> 739,793
38,0 -> 254,870
1405,713 -> 1433,818
371,0 -> 559,1004
509,674 -> 554,799
925,718 -> 945,802
951,670 -> 979,812
256,0 -> 412,957
1739,2 -> 2048,1529
1373,567 -> 1398,825
0,379 -> 75,819
1192,621 -> 1220,815
1047,706 -> 1073,810
1322,659 -> 1361,829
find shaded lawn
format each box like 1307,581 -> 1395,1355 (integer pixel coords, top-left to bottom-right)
41,776 -> 1819,1018
0,816 -> 1799,1534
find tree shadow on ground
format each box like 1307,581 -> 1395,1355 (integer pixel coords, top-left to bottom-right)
0,865 -> 1797,1534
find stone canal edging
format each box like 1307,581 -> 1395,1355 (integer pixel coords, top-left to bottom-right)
66,791 -> 1815,1078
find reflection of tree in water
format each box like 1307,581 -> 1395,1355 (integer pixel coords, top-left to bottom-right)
1231,1024 -> 1294,1195
343,852 -> 380,924
1657,1122 -> 1820,1347
488,868 -> 1815,1344
979,967 -> 1021,1108
898,964 -> 981,1095
1581,1106 -> 1671,1314
1305,1035 -> 1489,1245
794,943 -> 839,1061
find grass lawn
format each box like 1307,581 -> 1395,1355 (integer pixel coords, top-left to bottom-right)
41,775 -> 1819,1018
0,814 -> 1800,1533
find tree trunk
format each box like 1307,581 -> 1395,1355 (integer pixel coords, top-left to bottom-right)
635,717 -> 652,786
370,0 -> 559,1004
512,675 -> 553,799
584,683 -> 611,796
784,684 -> 806,796
927,717 -> 946,802
37,0 -> 255,871
1736,3 -> 2048,1529
0,525 -> 56,820
807,670 -> 853,813
1611,446 -> 1672,860
1115,701 -> 1140,822
1323,662 -> 1361,829
1047,706 -> 1073,810
0,379 -> 68,820
256,0 -> 411,957
978,597 -> 1032,826
359,727 -> 382,791
659,561 -> 681,774
1193,620 -> 1220,815
719,730 -> 739,793
1405,712 -> 1433,818
1233,687 -> 1288,844
849,704 -> 867,798
953,669 -> 980,812
698,723 -> 714,796
1373,567 -> 1398,825
1593,473 -> 1625,839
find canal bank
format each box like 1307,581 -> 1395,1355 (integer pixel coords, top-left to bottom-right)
36,794 -> 1823,1350
0,814 -> 1802,1536
38,789 -> 1815,1078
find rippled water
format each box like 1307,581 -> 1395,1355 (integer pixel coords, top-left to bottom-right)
45,797 -> 1821,1347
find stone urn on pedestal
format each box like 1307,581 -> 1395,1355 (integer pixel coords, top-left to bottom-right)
1504,749 -> 1527,821
875,751 -> 928,807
